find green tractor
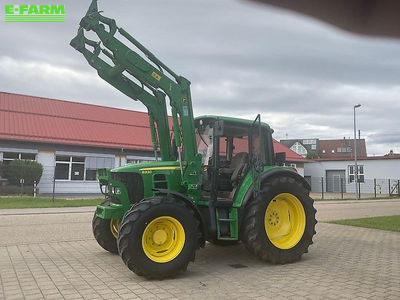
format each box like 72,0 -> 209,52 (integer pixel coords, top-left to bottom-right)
71,0 -> 317,279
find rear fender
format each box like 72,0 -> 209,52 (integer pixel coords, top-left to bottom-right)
235,167 -> 310,209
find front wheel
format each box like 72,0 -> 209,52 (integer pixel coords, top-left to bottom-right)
241,176 -> 317,264
92,199 -> 120,254
117,197 -> 200,279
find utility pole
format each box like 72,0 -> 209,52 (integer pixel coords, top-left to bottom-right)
354,104 -> 361,200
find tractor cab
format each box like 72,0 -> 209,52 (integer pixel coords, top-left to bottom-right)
195,115 -> 275,200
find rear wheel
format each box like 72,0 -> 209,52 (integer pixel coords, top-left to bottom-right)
117,197 -> 200,279
242,176 -> 317,264
92,199 -> 120,254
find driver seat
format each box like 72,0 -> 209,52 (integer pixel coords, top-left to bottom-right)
220,152 -> 249,183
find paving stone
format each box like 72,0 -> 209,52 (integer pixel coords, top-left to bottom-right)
1,203 -> 400,299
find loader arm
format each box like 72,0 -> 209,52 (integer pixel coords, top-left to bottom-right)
70,0 -> 201,200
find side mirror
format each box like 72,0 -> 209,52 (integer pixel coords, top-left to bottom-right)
275,152 -> 286,166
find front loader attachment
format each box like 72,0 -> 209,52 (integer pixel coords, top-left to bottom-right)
70,0 -> 202,201
70,0 -> 174,162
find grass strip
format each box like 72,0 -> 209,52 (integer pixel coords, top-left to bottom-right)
329,215 -> 400,232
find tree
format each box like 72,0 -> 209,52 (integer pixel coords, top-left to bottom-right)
306,150 -> 318,159
2,159 -> 43,185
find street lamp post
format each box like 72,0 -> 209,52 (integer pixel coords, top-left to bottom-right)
354,104 -> 361,200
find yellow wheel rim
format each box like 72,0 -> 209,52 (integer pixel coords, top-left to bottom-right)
110,219 -> 120,239
142,216 -> 185,263
264,193 -> 306,249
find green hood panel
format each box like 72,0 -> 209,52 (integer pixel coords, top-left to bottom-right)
105,160 -> 186,208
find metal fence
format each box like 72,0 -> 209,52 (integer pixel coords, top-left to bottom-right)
0,183 -> 36,196
307,177 -> 400,200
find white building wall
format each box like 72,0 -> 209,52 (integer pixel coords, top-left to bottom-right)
115,155 -> 125,168
52,181 -> 103,194
286,162 -> 305,177
305,159 -> 400,194
1,144 -> 156,195
361,159 -> 400,179
36,151 -> 55,194
37,150 -> 113,194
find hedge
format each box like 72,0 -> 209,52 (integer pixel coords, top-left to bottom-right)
1,159 -> 43,185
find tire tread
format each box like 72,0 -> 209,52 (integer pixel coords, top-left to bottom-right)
241,176 -> 317,264
118,196 -> 200,279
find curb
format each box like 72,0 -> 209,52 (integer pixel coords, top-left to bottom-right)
0,206 -> 96,216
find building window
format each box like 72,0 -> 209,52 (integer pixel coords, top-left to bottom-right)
126,159 -> 151,164
55,156 -> 114,181
2,152 -> 36,164
290,142 -> 307,157
85,157 -> 114,180
337,147 -> 351,153
303,139 -> 316,145
348,165 -> 364,183
55,156 -> 84,180
55,163 -> 69,180
311,145 -> 316,150
71,157 -> 85,180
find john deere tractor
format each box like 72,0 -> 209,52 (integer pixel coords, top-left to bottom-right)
71,0 -> 317,279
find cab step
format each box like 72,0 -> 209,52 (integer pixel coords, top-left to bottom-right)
216,208 -> 239,240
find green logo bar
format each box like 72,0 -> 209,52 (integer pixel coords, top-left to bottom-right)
5,4 -> 65,22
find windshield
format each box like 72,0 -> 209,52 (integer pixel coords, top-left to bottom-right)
196,125 -> 213,165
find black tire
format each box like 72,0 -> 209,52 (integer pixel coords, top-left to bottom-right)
117,197 -> 200,279
241,176 -> 317,264
92,199 -> 119,254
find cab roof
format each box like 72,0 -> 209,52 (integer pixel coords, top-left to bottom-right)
195,115 -> 273,133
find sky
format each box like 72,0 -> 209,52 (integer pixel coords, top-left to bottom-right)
1,0 -> 400,155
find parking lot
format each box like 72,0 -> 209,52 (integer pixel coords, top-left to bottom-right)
1,200 -> 400,299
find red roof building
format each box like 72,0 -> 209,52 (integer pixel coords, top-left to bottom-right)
318,138 -> 367,159
0,91 -> 308,193
273,140 -> 308,163
0,91 -> 304,160
0,91 -> 155,151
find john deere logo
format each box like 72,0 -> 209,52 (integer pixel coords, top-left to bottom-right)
5,5 -> 65,22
